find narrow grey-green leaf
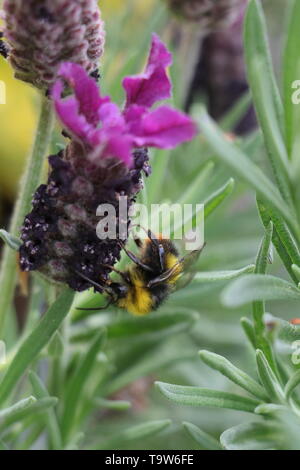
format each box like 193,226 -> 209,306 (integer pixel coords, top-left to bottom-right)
0,397 -> 57,431
283,0 -> 300,156
0,289 -> 74,406
29,371 -> 62,450
0,230 -> 21,251
257,198 -> 299,284
183,421 -> 222,450
284,370 -> 300,400
197,110 -> 297,235
193,265 -> 255,283
220,422 -> 281,450
222,274 -> 300,307
256,350 -> 285,403
61,329 -> 106,441
94,398 -> 131,411
177,160 -> 215,204
255,403 -> 287,415
199,350 -> 268,401
204,178 -> 235,219
156,381 -> 260,412
93,420 -> 171,450
240,317 -> 257,349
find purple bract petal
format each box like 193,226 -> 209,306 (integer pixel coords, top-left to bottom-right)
57,62 -> 107,126
127,106 -> 198,149
52,80 -> 98,146
51,35 -> 198,167
123,33 -> 172,108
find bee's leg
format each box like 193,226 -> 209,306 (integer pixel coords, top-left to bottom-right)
118,241 -> 154,273
144,229 -> 165,273
74,270 -> 119,306
101,264 -> 131,284
76,299 -> 113,312
133,237 -> 143,249
129,224 -> 165,272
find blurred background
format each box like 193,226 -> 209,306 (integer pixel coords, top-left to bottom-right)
0,0 -> 292,450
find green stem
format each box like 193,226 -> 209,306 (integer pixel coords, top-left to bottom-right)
0,96 -> 55,336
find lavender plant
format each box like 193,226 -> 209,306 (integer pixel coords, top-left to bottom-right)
0,0 -> 299,452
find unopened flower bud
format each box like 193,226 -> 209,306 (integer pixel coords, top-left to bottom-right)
3,0 -> 105,88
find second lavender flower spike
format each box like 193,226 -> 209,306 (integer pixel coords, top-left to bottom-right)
3,0 -> 105,89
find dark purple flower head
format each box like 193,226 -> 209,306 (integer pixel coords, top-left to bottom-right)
52,34 -> 198,167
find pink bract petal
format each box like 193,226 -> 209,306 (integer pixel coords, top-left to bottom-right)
129,106 -> 198,149
52,80 -> 98,145
123,34 -> 172,108
56,62 -> 107,126
89,131 -> 133,167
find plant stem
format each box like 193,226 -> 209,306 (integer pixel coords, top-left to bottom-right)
0,96 -> 55,337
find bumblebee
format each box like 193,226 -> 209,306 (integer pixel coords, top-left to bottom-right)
77,231 -> 205,316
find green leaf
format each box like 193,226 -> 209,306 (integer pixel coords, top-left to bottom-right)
0,230 -> 21,251
0,396 -> 57,432
177,160 -> 215,204
220,91 -> 253,132
196,110 -> 298,236
0,396 -> 36,421
256,350 -> 285,403
252,222 -> 278,375
47,331 -> 64,358
220,422 -> 281,450
183,422 -> 222,450
93,420 -> 171,450
255,403 -> 287,415
0,289 -> 74,406
94,398 -> 131,411
199,350 -> 268,401
244,1 -> 292,206
107,309 -> 196,339
284,370 -> 300,400
245,1 -> 284,132
204,178 -> 235,219
61,329 -> 106,442
257,198 -> 300,284
222,274 -> 300,307
254,221 -> 273,276
29,371 -> 62,450
155,381 -> 260,412
63,433 -> 85,451
275,316 -> 300,343
283,0 -> 300,157
193,264 -> 255,283
71,309 -> 197,343
240,317 -> 257,349
292,264 -> 300,282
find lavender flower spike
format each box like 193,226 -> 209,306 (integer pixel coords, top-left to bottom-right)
3,0 -> 105,89
19,35 -> 197,292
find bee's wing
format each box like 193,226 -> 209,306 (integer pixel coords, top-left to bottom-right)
147,244 -> 206,288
